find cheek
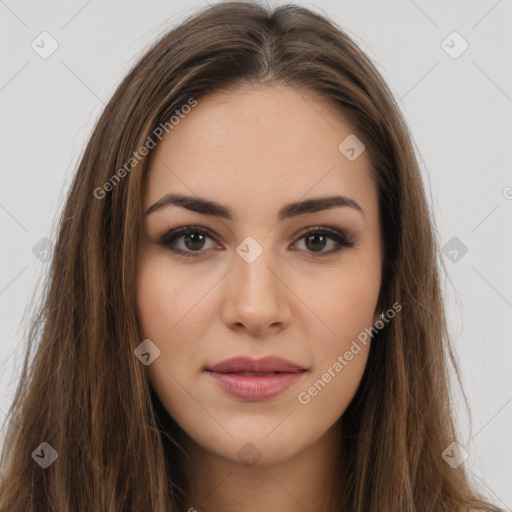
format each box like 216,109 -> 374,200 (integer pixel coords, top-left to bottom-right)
137,255 -> 180,330
296,279 -> 374,420
296,344 -> 370,437
294,264 -> 378,410
136,259 -> 202,429
301,264 -> 380,344
136,254 -> 210,342
136,255 -> 214,397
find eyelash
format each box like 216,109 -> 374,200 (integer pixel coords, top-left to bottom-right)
157,225 -> 356,259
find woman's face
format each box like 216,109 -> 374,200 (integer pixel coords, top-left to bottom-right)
136,84 -> 382,467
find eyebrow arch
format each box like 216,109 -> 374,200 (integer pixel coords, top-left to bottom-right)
145,193 -> 366,222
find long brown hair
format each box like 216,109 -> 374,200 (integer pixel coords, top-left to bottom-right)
0,2 -> 501,510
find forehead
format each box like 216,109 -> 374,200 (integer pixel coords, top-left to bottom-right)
144,84 -> 377,223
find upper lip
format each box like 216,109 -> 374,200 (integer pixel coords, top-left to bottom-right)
205,356 -> 306,373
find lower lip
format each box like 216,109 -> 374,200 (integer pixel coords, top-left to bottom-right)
206,371 -> 306,400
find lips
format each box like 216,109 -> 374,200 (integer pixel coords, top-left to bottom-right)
204,356 -> 307,400
205,355 -> 306,374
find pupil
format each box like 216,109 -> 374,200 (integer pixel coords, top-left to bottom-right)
306,233 -> 326,251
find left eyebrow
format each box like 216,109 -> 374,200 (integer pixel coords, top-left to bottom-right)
145,193 -> 366,222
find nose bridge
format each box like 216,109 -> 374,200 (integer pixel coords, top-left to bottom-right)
221,234 -> 290,332
234,234 -> 280,301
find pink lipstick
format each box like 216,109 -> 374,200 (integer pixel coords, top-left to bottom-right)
204,355 -> 307,401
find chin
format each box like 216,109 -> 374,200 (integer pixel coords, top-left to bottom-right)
221,436 -> 305,469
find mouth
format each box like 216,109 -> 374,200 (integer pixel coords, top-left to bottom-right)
204,356 -> 308,401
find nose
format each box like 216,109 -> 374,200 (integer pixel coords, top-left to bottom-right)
220,242 -> 292,336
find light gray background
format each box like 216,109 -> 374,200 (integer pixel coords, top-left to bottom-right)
1,0 -> 511,507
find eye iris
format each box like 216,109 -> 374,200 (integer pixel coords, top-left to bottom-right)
306,233 -> 327,252
184,232 -> 206,251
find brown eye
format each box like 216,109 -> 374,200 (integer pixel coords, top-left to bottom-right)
304,232 -> 329,252
158,225 -> 355,259
293,227 -> 355,258
158,226 -> 219,258
183,231 -> 207,251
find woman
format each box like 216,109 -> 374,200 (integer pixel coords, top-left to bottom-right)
0,2 -> 501,510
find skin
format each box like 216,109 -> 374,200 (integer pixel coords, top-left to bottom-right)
136,83 -> 383,512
